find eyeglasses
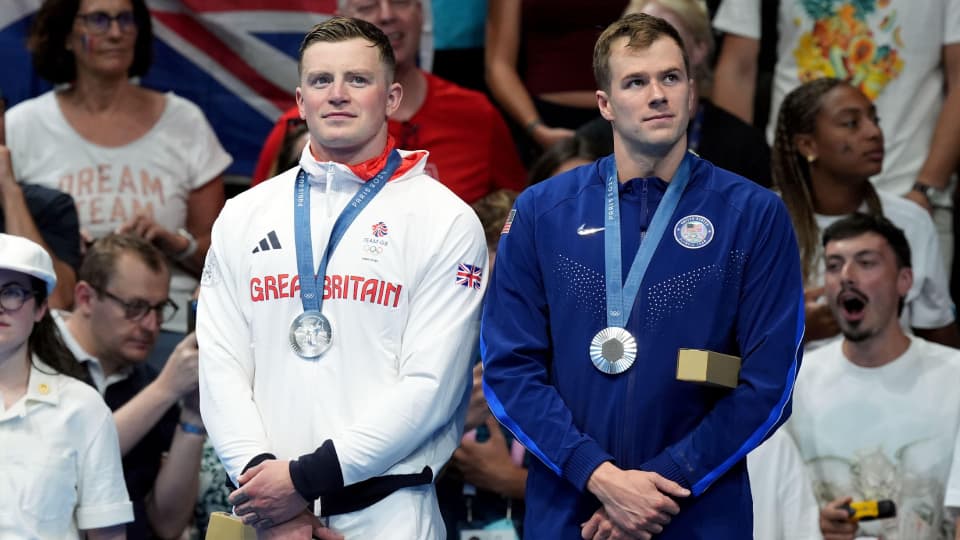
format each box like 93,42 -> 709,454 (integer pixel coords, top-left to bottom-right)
76,11 -> 137,35
0,286 -> 36,312
97,288 -> 179,323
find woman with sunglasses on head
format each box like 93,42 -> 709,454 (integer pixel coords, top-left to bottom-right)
773,78 -> 960,349
4,0 -> 231,361
0,233 -> 132,539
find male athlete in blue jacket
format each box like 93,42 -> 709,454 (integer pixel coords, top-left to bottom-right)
481,14 -> 804,539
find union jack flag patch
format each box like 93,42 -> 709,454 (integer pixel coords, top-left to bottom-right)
455,263 -> 483,289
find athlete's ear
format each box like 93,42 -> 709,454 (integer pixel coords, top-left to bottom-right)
386,82 -> 402,117
296,86 -> 307,121
597,89 -> 614,122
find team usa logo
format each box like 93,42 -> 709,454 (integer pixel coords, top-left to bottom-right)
371,221 -> 389,238
674,215 -> 714,249
455,263 -> 483,290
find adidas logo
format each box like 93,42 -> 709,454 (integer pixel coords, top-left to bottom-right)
252,231 -> 283,253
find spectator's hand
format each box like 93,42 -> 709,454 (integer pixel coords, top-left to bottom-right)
531,124 -> 575,149
116,210 -> 185,257
231,460 -> 307,530
0,145 -> 16,201
581,507 -> 644,540
586,462 -> 689,537
0,105 -> 18,201
903,190 -> 934,214
452,415 -> 517,493
257,509 -> 343,540
79,227 -> 95,256
804,286 -> 840,342
156,332 -> 199,400
820,496 -> 857,540
464,363 -> 489,431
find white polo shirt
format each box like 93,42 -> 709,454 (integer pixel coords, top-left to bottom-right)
0,358 -> 133,539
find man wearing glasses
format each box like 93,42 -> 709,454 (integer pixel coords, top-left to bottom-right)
53,233 -> 204,539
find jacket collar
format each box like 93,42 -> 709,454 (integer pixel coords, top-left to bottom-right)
300,136 -> 428,185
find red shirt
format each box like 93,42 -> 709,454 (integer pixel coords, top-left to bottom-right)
251,72 -> 527,204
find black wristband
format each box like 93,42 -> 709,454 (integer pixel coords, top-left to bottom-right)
289,439 -> 345,501
912,182 -> 936,199
524,118 -> 543,136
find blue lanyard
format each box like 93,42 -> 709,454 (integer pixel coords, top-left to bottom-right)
293,150 -> 401,312
602,152 -> 692,328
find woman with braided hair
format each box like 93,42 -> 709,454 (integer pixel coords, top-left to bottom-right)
773,78 -> 960,347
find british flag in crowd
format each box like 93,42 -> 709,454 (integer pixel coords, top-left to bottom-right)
455,263 -> 483,290
371,221 -> 389,238
0,0 -> 335,175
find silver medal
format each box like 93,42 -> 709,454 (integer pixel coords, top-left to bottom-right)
589,327 -> 637,374
289,311 -> 333,359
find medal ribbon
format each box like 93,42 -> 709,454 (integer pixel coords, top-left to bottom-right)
602,151 -> 692,328
294,150 -> 401,313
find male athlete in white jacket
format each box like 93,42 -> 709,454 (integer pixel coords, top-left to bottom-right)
197,17 -> 487,539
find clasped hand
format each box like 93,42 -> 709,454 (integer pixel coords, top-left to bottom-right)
229,460 -> 308,530
584,463 -> 690,539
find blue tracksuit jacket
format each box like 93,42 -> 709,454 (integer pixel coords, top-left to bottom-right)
480,153 -> 804,539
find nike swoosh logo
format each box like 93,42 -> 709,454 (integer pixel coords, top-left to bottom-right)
577,224 -> 605,236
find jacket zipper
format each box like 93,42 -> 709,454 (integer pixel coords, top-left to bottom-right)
622,179 -> 649,463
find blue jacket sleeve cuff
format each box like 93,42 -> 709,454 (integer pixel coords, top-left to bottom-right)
289,439 -> 344,501
563,439 -> 616,491
640,451 -> 691,490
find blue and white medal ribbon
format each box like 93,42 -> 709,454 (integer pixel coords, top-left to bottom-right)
290,150 -> 401,358
590,152 -> 692,374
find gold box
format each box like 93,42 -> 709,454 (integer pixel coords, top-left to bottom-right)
205,512 -> 257,540
676,349 -> 741,389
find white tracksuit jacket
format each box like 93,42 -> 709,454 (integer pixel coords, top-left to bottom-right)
197,145 -> 487,538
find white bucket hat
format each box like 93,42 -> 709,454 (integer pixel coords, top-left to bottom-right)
0,233 -> 57,294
